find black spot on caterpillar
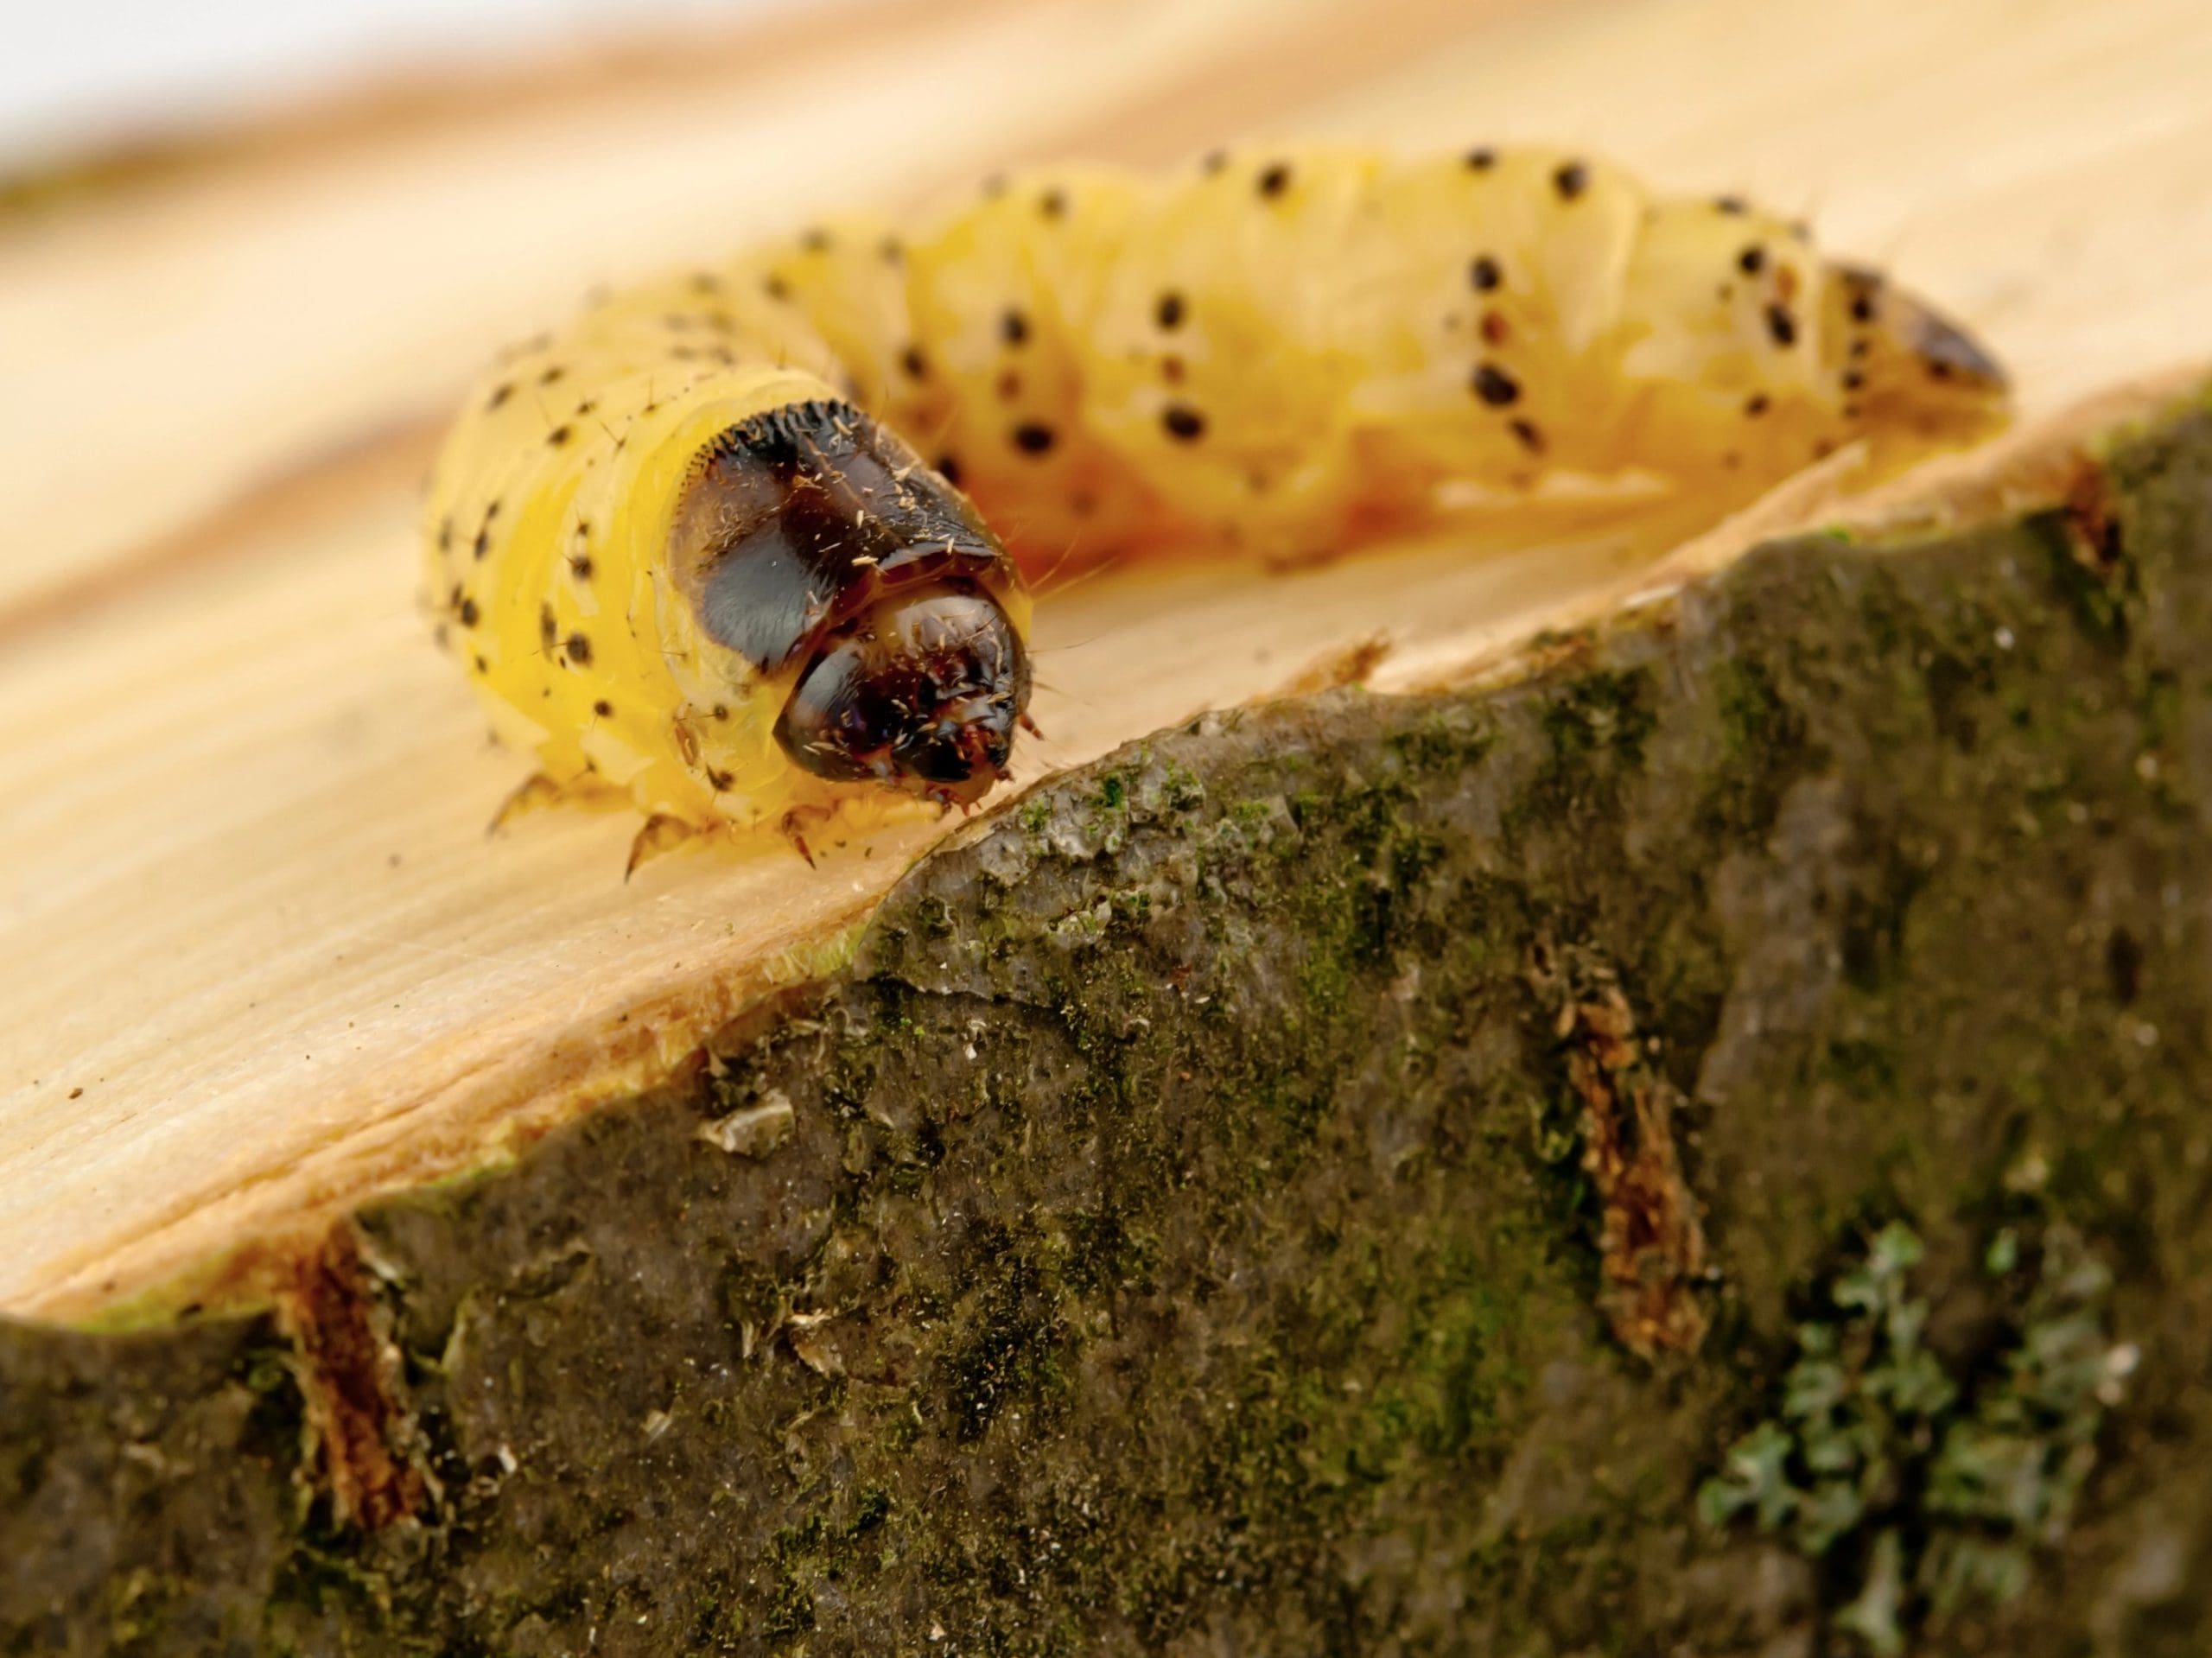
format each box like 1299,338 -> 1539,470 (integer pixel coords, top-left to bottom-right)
423,143 -> 2009,849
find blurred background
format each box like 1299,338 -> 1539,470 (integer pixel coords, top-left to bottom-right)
4,1 -> 796,166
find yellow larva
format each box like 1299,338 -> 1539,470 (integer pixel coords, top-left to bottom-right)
423,145 -> 2009,855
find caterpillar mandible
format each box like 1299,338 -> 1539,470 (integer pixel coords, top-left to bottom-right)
423,144 -> 2009,864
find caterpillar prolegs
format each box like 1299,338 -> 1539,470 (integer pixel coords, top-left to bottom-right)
423,145 -> 2009,858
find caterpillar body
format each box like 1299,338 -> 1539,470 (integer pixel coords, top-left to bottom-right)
423,144 -> 2008,857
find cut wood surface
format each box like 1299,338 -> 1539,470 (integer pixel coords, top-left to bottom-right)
4,0 -> 2211,1322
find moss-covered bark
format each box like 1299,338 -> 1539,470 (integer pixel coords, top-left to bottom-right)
8,393 -> 2212,1655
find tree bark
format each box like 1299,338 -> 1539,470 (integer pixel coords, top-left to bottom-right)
7,390 -> 2212,1656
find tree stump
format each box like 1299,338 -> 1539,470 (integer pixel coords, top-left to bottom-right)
6,1 -> 2212,1652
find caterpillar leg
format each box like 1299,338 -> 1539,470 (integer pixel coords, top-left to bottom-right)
625,813 -> 701,881
486,772 -> 568,837
778,804 -> 845,868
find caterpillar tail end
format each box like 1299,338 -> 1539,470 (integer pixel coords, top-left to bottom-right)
1829,264 -> 2013,455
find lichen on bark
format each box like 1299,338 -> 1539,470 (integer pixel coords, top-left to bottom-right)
7,389 -> 2212,1655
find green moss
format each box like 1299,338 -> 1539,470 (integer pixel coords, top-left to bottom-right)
1541,666 -> 1657,767
1699,655 -> 1815,839
941,1229 -> 1076,1441
1501,664 -> 1659,848
1389,707 -> 1497,774
2037,505 -> 2135,649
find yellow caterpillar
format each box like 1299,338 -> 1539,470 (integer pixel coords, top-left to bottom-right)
423,144 -> 2009,862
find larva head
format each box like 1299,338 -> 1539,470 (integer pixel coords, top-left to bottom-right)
774,581 -> 1029,804
1824,264 -> 2011,450
671,397 -> 1032,807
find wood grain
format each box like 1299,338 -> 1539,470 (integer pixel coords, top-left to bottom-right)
4,0 -> 2210,1321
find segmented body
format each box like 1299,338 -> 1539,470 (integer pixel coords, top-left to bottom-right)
423,145 -> 2007,839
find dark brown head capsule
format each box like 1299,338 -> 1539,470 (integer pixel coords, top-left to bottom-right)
669,399 -> 1031,805
772,581 -> 1027,801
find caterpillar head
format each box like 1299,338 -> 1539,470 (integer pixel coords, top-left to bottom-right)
1826,264 -> 2011,450
774,580 -> 1029,805
673,397 -> 1032,808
